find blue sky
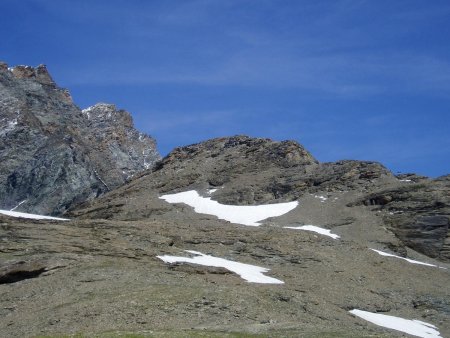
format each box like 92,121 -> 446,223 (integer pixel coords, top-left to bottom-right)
2,0 -> 449,177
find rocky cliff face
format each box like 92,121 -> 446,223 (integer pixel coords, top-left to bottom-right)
352,174 -> 450,261
0,62 -> 160,215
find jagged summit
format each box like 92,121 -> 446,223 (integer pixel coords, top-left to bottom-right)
82,103 -> 126,121
1,62 -> 56,86
0,63 -> 160,215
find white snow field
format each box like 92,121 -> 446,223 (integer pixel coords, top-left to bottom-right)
157,250 -> 284,284
349,309 -> 442,338
160,190 -> 298,226
370,249 -> 438,268
284,225 -> 340,239
0,210 -> 69,221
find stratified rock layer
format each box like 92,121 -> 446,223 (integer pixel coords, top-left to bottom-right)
353,174 -> 450,261
0,62 -> 160,215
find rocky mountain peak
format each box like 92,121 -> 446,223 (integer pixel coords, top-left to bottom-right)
2,62 -> 55,86
82,103 -> 133,128
0,63 -> 160,215
160,135 -> 318,170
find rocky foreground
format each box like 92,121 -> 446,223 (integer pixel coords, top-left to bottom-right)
1,207 -> 449,337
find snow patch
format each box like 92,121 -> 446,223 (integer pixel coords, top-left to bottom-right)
81,106 -> 92,119
399,179 -> 412,182
93,169 -> 109,189
314,195 -> 327,202
143,159 -> 152,170
1,117 -> 19,136
157,250 -> 284,284
284,225 -> 340,239
10,199 -> 27,211
349,309 -> 442,338
159,190 -> 298,226
370,249 -> 442,268
0,210 -> 69,221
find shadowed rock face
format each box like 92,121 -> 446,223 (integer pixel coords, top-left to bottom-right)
352,175 -> 450,261
0,62 -> 160,215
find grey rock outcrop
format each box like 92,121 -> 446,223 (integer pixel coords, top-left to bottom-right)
0,62 -> 160,215
352,175 -> 450,261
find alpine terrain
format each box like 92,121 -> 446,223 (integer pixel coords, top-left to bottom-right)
0,63 -> 449,338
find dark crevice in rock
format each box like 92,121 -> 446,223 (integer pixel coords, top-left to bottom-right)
0,262 -> 47,284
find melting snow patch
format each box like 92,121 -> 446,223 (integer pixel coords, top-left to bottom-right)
0,210 -> 69,221
157,250 -> 284,284
370,249 -> 440,268
349,309 -> 442,338
314,195 -> 327,202
159,190 -> 298,226
284,225 -> 340,239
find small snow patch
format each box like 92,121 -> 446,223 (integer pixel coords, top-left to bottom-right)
160,190 -> 298,226
157,250 -> 284,284
349,309 -> 442,338
284,225 -> 340,239
10,199 -> 27,211
0,210 -> 69,221
370,249 -> 442,268
81,106 -> 92,119
314,195 -> 327,202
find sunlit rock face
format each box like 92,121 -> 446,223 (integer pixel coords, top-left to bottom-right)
0,62 -> 160,215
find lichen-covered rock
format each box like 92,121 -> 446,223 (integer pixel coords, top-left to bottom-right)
0,62 -> 160,215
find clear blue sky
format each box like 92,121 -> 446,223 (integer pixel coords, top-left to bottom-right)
2,0 -> 449,177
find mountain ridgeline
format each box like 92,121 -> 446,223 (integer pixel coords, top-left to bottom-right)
71,135 -> 450,262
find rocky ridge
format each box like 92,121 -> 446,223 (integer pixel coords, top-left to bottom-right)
0,62 -> 160,215
71,135 -> 450,262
